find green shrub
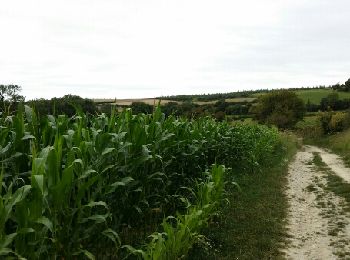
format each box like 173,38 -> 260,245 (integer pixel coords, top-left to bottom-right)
329,112 -> 350,132
318,111 -> 350,134
295,117 -> 323,139
252,90 -> 305,129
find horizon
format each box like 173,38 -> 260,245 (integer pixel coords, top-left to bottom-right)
24,84 -> 341,101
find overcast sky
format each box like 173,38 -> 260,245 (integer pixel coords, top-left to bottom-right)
1,0 -> 350,100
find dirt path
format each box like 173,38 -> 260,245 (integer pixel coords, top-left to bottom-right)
284,145 -> 350,259
306,145 -> 350,183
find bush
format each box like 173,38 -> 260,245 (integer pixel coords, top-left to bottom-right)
131,102 -> 153,114
295,117 -> 323,139
252,90 -> 305,129
214,111 -> 226,121
329,112 -> 350,132
318,111 -> 350,134
28,95 -> 98,116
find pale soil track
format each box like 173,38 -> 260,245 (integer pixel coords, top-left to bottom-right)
284,145 -> 350,260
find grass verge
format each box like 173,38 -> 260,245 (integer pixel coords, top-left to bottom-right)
313,152 -> 350,212
311,152 -> 350,256
188,132 -> 298,259
304,128 -> 350,167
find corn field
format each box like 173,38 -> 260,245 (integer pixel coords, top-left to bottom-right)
0,105 -> 280,259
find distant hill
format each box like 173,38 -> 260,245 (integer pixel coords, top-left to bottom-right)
94,87 -> 350,107
294,89 -> 350,104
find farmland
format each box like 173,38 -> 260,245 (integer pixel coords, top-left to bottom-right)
93,97 -> 256,106
295,89 -> 350,104
93,88 -> 350,122
253,88 -> 350,104
94,98 -> 176,106
0,105 -> 286,259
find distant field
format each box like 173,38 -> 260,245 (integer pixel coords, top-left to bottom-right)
95,88 -> 350,106
251,89 -> 350,104
94,98 -> 180,106
194,97 -> 255,105
225,97 -> 256,103
94,97 -> 256,106
295,89 -> 350,104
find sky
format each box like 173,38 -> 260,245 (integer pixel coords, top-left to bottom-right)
1,0 -> 350,100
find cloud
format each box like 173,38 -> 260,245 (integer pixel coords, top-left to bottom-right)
0,0 -> 349,99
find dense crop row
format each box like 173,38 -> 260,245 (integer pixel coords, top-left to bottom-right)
0,106 -> 280,259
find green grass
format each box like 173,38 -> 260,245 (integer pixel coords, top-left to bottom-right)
295,115 -> 319,129
252,88 -> 350,105
295,115 -> 323,140
312,151 -> 350,208
295,89 -> 350,104
306,128 -> 350,167
312,152 -> 326,167
188,133 -> 298,259
326,174 -> 350,211
311,152 -> 350,256
310,147 -> 350,211
326,128 -> 350,165
225,97 -> 256,103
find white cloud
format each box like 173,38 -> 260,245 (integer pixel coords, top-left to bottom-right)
0,0 -> 349,99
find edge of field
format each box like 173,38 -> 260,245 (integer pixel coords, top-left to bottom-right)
188,132 -> 299,259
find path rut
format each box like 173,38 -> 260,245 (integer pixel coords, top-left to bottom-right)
284,145 -> 350,259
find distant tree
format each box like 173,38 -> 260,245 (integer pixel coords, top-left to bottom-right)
318,111 -> 350,134
327,92 -> 339,108
192,106 -> 206,118
29,95 -> 97,116
318,92 -> 350,111
214,99 -> 228,112
214,111 -> 226,121
345,78 -> 350,92
0,84 -> 25,112
225,104 -> 249,115
305,98 -> 320,112
252,90 -> 305,129
178,101 -> 196,118
54,95 -> 97,115
331,83 -> 341,91
0,85 -> 24,103
130,102 -> 153,114
162,102 -> 179,116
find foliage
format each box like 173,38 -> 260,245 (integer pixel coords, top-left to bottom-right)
345,78 -> 350,92
28,95 -> 98,116
131,100 -> 253,121
213,111 -> 225,121
252,90 -> 305,129
189,133 -> 298,259
127,165 -> 226,260
331,78 -> 350,92
329,112 -> 350,132
0,85 -> 25,113
225,104 -> 250,115
296,88 -> 342,104
158,90 -> 266,102
0,105 -> 281,259
130,102 -> 153,115
318,111 -> 350,134
295,116 -> 323,139
0,85 -> 24,103
314,128 -> 350,167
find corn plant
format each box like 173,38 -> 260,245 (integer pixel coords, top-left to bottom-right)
0,104 -> 282,259
126,165 -> 227,260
